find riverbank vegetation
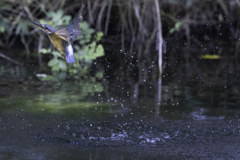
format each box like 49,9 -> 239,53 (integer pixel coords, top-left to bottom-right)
0,0 -> 239,81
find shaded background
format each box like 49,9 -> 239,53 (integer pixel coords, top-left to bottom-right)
1,0 -> 240,159
1,0 -> 240,79
1,0 -> 240,107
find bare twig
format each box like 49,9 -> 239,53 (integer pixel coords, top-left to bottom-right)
10,11 -> 24,30
38,34 -> 43,67
154,0 -> 163,77
132,0 -> 148,36
24,6 -> 34,20
121,24 -> 125,52
8,35 -> 18,48
0,52 -> 23,66
97,0 -> 108,31
87,0 -> 94,25
104,0 -> 112,35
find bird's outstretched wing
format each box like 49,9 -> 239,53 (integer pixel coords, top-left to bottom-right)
53,27 -> 70,42
68,10 -> 83,43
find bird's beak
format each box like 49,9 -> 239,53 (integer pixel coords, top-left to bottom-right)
31,21 -> 44,29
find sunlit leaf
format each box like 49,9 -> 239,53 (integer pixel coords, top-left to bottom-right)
89,41 -> 96,48
39,19 -> 46,24
175,22 -> 182,29
40,48 -> 51,54
169,22 -> 182,34
95,44 -> 105,57
169,28 -> 175,34
0,26 -> 5,32
201,54 -> 221,59
95,32 -> 104,41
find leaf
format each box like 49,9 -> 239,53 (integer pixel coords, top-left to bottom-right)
82,83 -> 94,93
90,77 -> 96,82
52,51 -> 62,57
83,46 -> 89,54
169,28 -> 175,34
95,44 -> 105,57
175,22 -> 182,29
89,41 -> 96,48
85,38 -> 91,43
59,60 -> 67,71
69,69 -> 77,74
0,26 -> 5,32
169,22 -> 182,34
201,54 -> 221,59
80,22 -> 89,31
88,42 -> 96,59
85,28 -> 95,34
95,70 -> 104,79
51,64 -> 59,72
80,40 -> 86,45
83,66 -> 89,74
48,59 -> 59,67
95,83 -> 104,92
85,34 -> 92,39
95,32 -> 104,41
40,48 -> 51,54
39,19 -> 46,24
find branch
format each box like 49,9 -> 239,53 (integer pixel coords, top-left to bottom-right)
154,0 -> 163,77
0,52 -> 23,66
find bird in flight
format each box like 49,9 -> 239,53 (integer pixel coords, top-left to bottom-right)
32,10 -> 83,63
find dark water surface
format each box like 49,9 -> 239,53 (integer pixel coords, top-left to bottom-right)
1,54 -> 240,159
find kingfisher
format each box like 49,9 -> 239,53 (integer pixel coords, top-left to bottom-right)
31,11 -> 83,63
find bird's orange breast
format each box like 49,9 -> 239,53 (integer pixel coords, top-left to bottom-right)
48,33 -> 66,58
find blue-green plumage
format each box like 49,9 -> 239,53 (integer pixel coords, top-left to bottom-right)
31,11 -> 83,63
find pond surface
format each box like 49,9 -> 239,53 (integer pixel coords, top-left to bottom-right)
1,52 -> 240,159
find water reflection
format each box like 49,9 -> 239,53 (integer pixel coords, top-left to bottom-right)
155,78 -> 162,115
1,52 -> 240,159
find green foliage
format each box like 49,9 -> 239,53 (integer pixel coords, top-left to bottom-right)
169,22 -> 182,34
15,20 -> 30,35
37,12 -> 105,97
46,10 -> 71,27
40,18 -> 105,79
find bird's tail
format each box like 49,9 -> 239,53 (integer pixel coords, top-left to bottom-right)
64,44 -> 75,63
66,55 -> 75,63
